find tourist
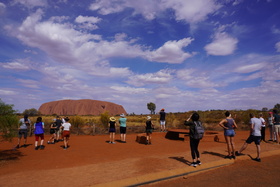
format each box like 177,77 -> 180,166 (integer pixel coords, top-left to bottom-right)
108,117 -> 116,144
268,112 -> 276,141
259,113 -> 266,142
119,114 -> 127,143
55,116 -> 63,142
47,122 -> 57,144
219,111 -> 238,159
184,112 -> 202,167
236,113 -> 262,162
159,108 -> 166,132
61,117 -> 71,150
145,116 -> 154,145
273,109 -> 280,144
17,114 -> 31,148
34,117 -> 45,150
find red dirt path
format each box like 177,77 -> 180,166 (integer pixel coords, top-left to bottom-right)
0,131 -> 279,186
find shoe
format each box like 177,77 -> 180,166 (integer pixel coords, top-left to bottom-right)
40,145 -> 45,150
64,147 -> 67,150
23,144 -> 27,148
268,139 -> 273,141
47,141 -> 51,144
224,155 -> 231,159
111,142 -> 116,144
235,151 -> 241,156
35,146 -> 40,150
190,162 -> 197,167
108,141 -> 112,144
231,155 -> 236,159
16,144 -> 20,149
253,158 -> 261,162
196,160 -> 201,165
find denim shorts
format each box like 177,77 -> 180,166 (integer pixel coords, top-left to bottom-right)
224,129 -> 235,137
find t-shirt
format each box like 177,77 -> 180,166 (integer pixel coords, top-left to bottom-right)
55,119 -> 63,129
109,121 -> 116,129
160,111 -> 166,121
268,117 -> 273,125
34,122 -> 44,134
146,120 -> 153,130
119,118 -> 127,127
19,118 -> 31,129
259,117 -> 265,127
274,114 -> 280,125
250,117 -> 262,136
62,123 -> 71,131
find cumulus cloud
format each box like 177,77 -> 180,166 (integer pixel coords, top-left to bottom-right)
75,15 -> 102,30
204,32 -> 238,56
126,69 -> 173,86
90,0 -> 221,23
12,0 -> 47,8
146,38 -> 195,63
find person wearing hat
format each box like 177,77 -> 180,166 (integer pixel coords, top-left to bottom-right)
108,117 -> 117,144
145,116 -> 154,145
119,114 -> 127,143
159,108 -> 166,132
17,114 -> 31,148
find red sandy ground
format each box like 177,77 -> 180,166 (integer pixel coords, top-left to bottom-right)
0,130 -> 279,187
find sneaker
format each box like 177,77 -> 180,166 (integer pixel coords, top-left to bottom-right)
196,160 -> 202,165
40,145 -> 45,150
235,151 -> 241,156
231,155 -> 236,159
111,142 -> 116,144
47,141 -> 51,144
64,147 -> 67,150
35,146 -> 40,150
190,162 -> 197,167
108,141 -> 112,144
224,155 -> 231,159
253,158 -> 261,162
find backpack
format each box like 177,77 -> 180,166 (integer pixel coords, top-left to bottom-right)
193,121 -> 204,139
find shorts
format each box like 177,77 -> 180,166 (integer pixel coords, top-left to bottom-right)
160,120 -> 166,125
146,129 -> 153,134
18,129 -> 28,138
50,129 -> 56,134
275,125 -> 280,134
246,135 -> 261,145
109,128 -> 116,133
63,131 -> 70,138
224,129 -> 235,137
120,127 -> 126,134
35,134 -> 44,141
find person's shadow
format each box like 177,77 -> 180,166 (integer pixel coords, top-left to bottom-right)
202,151 -> 226,158
169,156 -> 192,165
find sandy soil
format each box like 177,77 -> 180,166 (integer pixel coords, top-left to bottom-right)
0,130 -> 279,187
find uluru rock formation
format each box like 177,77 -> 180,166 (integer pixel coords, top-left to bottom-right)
38,99 -> 127,116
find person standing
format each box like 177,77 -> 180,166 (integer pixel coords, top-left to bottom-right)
259,113 -> 266,142
159,108 -> 166,132
273,110 -> 280,144
236,113 -> 262,162
34,117 -> 45,150
119,114 -> 127,143
268,112 -> 276,141
145,116 -> 154,145
219,111 -> 238,159
108,117 -> 116,144
47,122 -> 57,144
55,116 -> 63,142
17,115 -> 31,148
61,117 -> 71,150
184,112 -> 202,167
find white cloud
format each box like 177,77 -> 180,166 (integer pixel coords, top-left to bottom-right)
1,61 -> 31,70
233,62 -> 266,74
146,38 -> 195,63
0,89 -> 16,95
275,41 -> 280,52
204,32 -> 238,56
110,86 -> 149,94
126,69 -> 173,86
75,15 -> 102,30
16,79 -> 40,88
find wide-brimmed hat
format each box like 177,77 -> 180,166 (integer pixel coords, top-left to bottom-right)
110,117 -> 116,121
120,113 -> 125,117
147,116 -> 151,120
161,108 -> 165,111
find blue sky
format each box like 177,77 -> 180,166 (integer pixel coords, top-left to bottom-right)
0,0 -> 280,114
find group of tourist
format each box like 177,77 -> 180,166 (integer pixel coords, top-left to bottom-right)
16,109 -> 280,165
17,115 -> 71,150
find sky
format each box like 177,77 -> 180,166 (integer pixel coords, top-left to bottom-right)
0,0 -> 280,114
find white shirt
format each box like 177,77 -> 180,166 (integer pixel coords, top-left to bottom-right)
259,117 -> 265,127
62,122 -> 71,131
250,117 -> 262,136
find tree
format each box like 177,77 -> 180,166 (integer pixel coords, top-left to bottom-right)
147,102 -> 156,114
0,99 -> 18,141
23,108 -> 41,116
262,107 -> 268,112
273,103 -> 280,111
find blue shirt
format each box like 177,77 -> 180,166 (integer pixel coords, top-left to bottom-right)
119,117 -> 127,127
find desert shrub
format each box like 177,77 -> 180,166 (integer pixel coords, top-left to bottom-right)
70,116 -> 86,135
100,111 -> 110,129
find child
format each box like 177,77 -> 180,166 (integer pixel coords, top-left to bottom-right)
47,122 -> 57,144
145,116 -> 154,145
34,117 -> 45,150
61,117 -> 71,150
108,117 -> 116,144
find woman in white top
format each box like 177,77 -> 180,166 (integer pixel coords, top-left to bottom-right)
61,117 -> 71,150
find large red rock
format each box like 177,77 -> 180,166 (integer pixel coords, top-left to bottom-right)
38,99 -> 127,116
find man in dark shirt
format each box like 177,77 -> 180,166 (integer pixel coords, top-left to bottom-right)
159,108 -> 166,132
55,116 -> 63,142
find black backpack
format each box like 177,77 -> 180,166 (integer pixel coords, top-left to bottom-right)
193,121 -> 204,139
